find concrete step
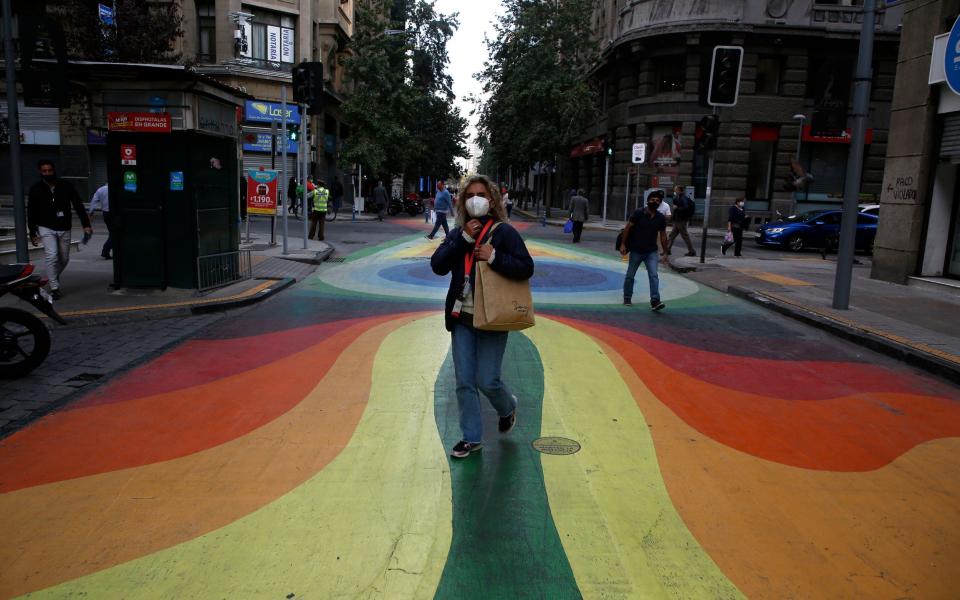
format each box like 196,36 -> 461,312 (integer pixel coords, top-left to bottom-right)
908,276 -> 960,299
0,236 -> 81,263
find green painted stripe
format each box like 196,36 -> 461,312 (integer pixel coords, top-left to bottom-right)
344,233 -> 425,262
432,332 -> 582,600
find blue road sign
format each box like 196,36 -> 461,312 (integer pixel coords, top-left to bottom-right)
946,16 -> 960,95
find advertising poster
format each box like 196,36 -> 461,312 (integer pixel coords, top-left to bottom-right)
247,169 -> 279,215
107,112 -> 172,133
649,124 -> 682,188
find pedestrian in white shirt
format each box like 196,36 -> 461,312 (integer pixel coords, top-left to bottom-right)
88,183 -> 113,259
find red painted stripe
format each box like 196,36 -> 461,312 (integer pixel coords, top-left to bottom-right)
0,314 -> 415,493
566,318 -> 960,471
74,319 -> 367,409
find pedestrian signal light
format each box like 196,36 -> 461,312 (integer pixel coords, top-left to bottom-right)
707,46 -> 743,107
695,115 -> 720,152
292,61 -> 324,115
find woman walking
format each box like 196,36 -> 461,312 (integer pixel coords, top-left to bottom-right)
430,174 -> 535,458
721,197 -> 748,257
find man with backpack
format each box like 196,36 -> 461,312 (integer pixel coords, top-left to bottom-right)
667,184 -> 697,257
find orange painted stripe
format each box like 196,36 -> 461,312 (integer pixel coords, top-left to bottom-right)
0,317 -> 415,598
567,319 -> 960,471
77,317 -> 378,408
593,334 -> 960,599
0,315 -> 407,493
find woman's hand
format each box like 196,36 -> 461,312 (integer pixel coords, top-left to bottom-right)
465,219 -> 483,238
475,243 -> 494,262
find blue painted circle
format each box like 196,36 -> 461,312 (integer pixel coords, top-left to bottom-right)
946,16 -> 960,95
377,260 -> 623,292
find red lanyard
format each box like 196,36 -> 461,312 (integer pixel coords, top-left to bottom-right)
463,220 -> 495,279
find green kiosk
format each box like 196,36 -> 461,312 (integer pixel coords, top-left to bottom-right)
105,88 -> 245,290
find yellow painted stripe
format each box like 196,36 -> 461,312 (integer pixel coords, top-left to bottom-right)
57,279 -> 279,318
527,318 -> 744,600
759,291 -> 960,365
730,268 -> 814,286
28,315 -> 452,599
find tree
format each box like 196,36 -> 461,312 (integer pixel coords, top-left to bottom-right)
340,0 -> 467,182
476,0 -> 597,188
61,0 -> 183,63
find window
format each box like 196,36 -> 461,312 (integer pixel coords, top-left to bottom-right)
755,56 -> 781,95
197,2 -> 215,63
242,9 -> 295,67
746,126 -> 779,206
655,55 -> 686,94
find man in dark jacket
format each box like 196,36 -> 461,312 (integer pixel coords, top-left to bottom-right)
568,189 -> 590,243
619,190 -> 668,311
372,181 -> 389,221
27,160 -> 92,298
667,184 -> 697,256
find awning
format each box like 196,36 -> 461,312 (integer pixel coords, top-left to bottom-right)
570,137 -> 605,158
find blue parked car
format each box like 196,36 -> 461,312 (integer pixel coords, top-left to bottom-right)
755,210 -> 878,253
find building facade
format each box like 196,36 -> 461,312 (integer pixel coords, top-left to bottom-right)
872,0 -> 960,285
178,0 -> 355,186
569,0 -> 903,227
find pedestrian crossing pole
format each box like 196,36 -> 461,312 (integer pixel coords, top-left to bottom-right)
280,87 -> 289,256
832,0 -> 875,310
301,108 -> 309,249
699,105 -> 719,265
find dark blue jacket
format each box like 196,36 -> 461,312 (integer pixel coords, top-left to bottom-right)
430,218 -> 534,332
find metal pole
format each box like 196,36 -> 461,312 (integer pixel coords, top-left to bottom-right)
301,108 -> 308,249
354,163 -> 360,221
270,119 -> 277,246
280,87 -> 289,255
832,0 -> 875,310
3,0 -> 28,262
602,154 -> 610,224
699,106 -> 719,264
620,169 -> 630,227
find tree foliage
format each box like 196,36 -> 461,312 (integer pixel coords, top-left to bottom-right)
61,0 -> 183,63
340,0 -> 468,182
476,0 -> 597,173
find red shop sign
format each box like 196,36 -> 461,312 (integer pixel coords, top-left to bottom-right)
108,112 -> 173,133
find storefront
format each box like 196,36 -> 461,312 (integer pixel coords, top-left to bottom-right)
924,34 -> 960,279
240,100 -> 301,178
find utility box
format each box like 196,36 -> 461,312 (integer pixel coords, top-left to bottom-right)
107,130 -> 239,289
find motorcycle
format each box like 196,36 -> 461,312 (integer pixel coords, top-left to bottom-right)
1,263 -> 67,378
387,194 -> 423,217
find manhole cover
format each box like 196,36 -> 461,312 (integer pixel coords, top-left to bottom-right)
532,437 -> 581,455
340,240 -> 369,245
401,256 -> 430,261
325,256 -> 346,263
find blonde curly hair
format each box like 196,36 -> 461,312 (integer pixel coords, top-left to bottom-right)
455,174 -> 508,226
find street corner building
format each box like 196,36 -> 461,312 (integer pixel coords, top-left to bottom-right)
565,0 -> 902,229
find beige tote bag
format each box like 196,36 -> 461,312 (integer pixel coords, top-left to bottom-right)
472,224 -> 535,331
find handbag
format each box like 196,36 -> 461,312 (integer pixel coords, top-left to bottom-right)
563,219 -> 574,234
472,223 -> 535,331
723,231 -> 734,244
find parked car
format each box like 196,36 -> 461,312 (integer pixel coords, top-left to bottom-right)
755,210 -> 878,253
858,203 -> 880,217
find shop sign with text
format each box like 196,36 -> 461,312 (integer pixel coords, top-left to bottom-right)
108,112 -> 172,133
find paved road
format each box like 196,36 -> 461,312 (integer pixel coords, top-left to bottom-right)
1,212 -> 958,599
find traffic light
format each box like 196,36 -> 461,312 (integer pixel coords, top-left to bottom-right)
606,141 -> 613,157
288,125 -> 298,142
695,115 -> 720,152
292,61 -> 324,115
707,46 -> 743,107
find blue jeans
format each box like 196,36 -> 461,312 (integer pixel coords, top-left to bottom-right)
451,319 -> 517,443
429,212 -> 449,237
623,250 -> 660,303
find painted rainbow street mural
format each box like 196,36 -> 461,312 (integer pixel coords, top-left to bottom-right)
1,232 -> 959,599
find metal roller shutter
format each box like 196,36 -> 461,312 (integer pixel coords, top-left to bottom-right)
242,153 -> 297,176
940,113 -> 960,161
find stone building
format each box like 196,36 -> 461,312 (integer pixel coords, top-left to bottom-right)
178,0 -> 355,184
567,0 -> 903,226
871,0 -> 960,286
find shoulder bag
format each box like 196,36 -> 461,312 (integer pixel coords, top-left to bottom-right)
472,223 -> 535,331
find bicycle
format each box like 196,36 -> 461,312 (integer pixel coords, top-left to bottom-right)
325,200 -> 340,221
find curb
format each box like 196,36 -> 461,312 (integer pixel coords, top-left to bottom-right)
191,277 -> 295,314
728,286 -> 960,385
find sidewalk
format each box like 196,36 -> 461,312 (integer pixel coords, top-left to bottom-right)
670,251 -> 960,384
0,221 -> 332,325
513,207 -> 728,237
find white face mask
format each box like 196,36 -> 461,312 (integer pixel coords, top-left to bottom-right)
465,196 -> 490,218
